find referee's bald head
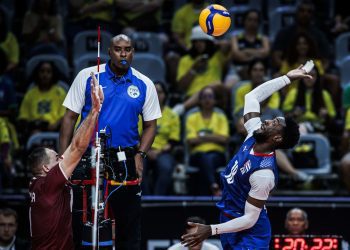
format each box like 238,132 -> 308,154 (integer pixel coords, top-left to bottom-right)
110,34 -> 132,46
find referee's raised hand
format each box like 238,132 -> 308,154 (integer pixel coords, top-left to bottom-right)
90,72 -> 104,113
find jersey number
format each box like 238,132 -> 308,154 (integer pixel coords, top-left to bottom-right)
225,160 -> 238,184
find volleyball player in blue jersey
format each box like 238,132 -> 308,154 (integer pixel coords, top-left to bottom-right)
181,63 -> 313,249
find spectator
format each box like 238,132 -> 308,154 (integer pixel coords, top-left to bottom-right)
284,207 -> 309,235
282,67 -> 336,134
22,0 -> 65,57
230,9 -> 270,80
177,26 -> 226,97
284,207 -> 349,249
277,32 -> 340,104
65,0 -> 115,44
271,0 -> 331,72
0,48 -> 18,186
171,0 -> 208,53
142,81 -> 181,195
278,32 -> 323,85
330,14 -> 350,39
114,0 -> 164,33
0,118 -> 14,190
0,48 -> 17,120
185,87 -> 229,195
166,0 -> 209,86
174,26 -> 229,115
168,216 -> 219,250
0,208 -> 29,249
339,106 -> 350,193
0,7 -> 20,73
18,61 -> 67,141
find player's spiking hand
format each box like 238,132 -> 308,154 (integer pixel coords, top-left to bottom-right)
286,61 -> 314,81
90,72 -> 104,113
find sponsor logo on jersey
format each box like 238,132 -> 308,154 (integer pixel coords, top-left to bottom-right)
127,85 -> 140,98
240,160 -> 251,175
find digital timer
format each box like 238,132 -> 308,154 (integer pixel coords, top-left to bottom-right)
271,235 -> 342,250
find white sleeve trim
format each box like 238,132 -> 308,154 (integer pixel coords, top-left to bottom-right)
210,201 -> 262,235
132,69 -> 162,121
244,117 -> 261,139
58,162 -> 68,180
248,169 -> 275,200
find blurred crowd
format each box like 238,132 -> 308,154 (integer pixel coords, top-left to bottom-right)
1,0 -> 350,196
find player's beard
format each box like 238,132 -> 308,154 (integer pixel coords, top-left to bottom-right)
253,129 -> 269,143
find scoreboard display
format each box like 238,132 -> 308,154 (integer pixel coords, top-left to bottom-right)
271,235 -> 342,250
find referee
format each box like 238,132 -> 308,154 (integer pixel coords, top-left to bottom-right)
59,34 -> 161,249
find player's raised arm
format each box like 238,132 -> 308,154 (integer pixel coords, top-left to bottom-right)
60,73 -> 104,178
243,62 -> 313,123
243,62 -> 313,135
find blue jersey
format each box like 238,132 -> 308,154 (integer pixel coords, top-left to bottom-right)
217,135 -> 278,249
63,62 -> 161,147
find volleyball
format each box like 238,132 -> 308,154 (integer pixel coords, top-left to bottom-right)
198,4 -> 231,37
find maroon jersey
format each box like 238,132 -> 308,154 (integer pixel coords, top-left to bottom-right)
29,163 -> 74,250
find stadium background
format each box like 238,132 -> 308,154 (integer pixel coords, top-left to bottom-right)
1,0 -> 350,249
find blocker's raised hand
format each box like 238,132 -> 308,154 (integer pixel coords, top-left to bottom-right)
90,72 -> 104,113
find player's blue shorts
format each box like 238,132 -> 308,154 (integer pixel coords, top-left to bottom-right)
219,212 -> 271,250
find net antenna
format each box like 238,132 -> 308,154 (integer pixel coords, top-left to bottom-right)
92,25 -> 101,250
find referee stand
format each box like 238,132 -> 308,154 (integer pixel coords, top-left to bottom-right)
70,129 -> 140,249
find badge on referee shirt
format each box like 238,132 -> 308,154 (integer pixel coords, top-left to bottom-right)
127,85 -> 140,98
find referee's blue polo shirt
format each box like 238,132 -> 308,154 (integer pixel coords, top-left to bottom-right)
63,62 -> 162,148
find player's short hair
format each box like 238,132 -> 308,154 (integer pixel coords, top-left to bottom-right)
279,117 -> 300,149
0,208 -> 18,223
28,147 -> 50,175
185,216 -> 206,231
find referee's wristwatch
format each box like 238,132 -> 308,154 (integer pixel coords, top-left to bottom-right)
136,150 -> 147,159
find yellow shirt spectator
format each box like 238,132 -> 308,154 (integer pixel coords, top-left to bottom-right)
83,0 -> 114,22
233,81 -> 280,114
171,2 -> 208,49
186,109 -> 229,153
345,108 -> 350,130
177,52 -> 224,97
18,85 -> 67,125
152,106 -> 180,150
282,88 -> 336,122
0,117 -> 10,144
138,106 -> 180,150
0,32 -> 20,65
